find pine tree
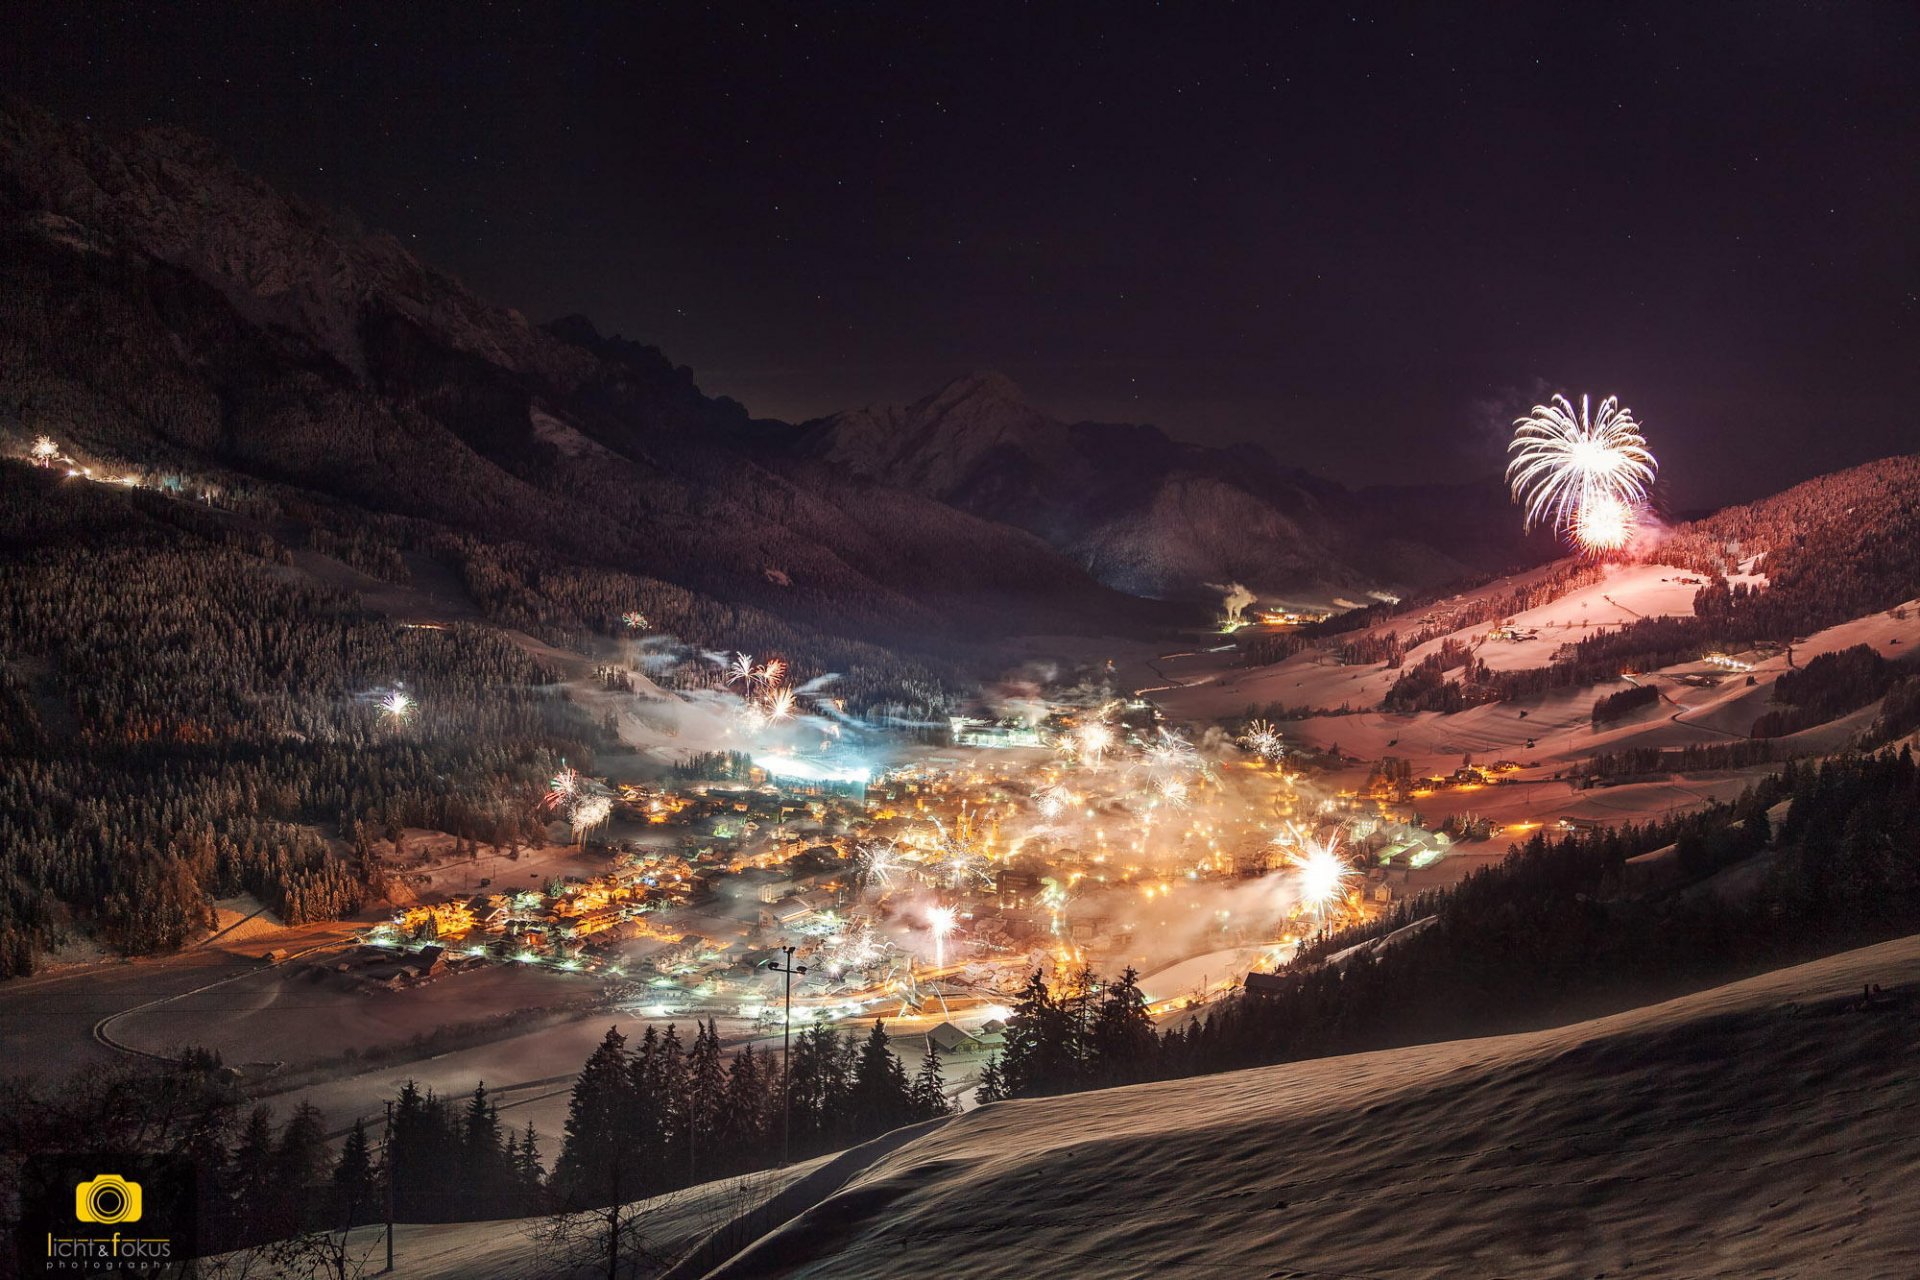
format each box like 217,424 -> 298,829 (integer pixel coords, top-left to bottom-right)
722,1042 -> 768,1167
514,1120 -> 544,1206
686,1018 -> 727,1182
331,1118 -> 378,1228
1089,966 -> 1157,1082
554,1027 -> 632,1208
974,1054 -> 1007,1105
909,1043 -> 952,1119
273,1102 -> 330,1235
462,1081 -> 507,1214
999,970 -> 1077,1096
655,1024 -> 691,1185
848,1020 -> 913,1137
230,1105 -> 278,1243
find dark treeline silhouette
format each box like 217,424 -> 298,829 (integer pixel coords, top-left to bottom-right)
978,749 -> 1920,1096
1592,682 -> 1661,724
1577,738 -> 1782,781
550,1018 -> 952,1210
1752,643 -> 1911,739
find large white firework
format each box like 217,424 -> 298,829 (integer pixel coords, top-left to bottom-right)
1506,394 -> 1656,552
1287,829 -> 1355,924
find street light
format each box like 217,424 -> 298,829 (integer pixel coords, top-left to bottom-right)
763,945 -> 808,1167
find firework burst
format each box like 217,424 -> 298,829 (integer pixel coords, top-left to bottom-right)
569,794 -> 612,844
30,436 -> 60,466
380,690 -> 414,720
621,610 -> 649,631
1241,719 -> 1284,762
1507,394 -> 1656,553
856,839 -> 904,890
1286,829 -> 1355,925
544,766 -> 580,811
1063,720 -> 1115,769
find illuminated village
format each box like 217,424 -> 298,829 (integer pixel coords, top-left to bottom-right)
343,694 -> 1508,1035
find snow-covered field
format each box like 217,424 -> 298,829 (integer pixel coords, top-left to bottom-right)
707,933 -> 1920,1280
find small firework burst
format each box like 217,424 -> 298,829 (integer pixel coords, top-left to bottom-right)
1241,719 -> 1284,762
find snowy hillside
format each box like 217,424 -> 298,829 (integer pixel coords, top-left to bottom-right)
250,935 -> 1920,1278
710,934 -> 1920,1280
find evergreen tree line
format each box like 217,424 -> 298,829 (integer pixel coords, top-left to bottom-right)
0,478 -> 600,975
551,1018 -> 953,1210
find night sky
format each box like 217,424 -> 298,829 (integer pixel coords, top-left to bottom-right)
5,2 -> 1916,508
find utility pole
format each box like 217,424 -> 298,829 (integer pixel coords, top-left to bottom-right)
382,1100 -> 395,1274
763,945 -> 808,1167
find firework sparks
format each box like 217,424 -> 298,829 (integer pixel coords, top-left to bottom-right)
1035,782 -> 1079,819
1145,727 -> 1203,774
1066,720 -> 1115,769
545,766 -> 580,811
726,653 -> 759,691
1287,829 -> 1355,925
621,611 -> 649,631
1573,491 -> 1636,552
927,904 -> 957,968
31,436 -> 60,466
856,840 -> 904,890
765,687 -> 797,722
1507,394 -> 1656,553
1241,719 -> 1284,762
570,794 -> 612,843
380,690 -> 413,719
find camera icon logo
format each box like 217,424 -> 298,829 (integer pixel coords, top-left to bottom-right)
75,1174 -> 143,1225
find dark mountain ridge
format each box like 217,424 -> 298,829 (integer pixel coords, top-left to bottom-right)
797,372 -> 1545,600
0,96 -> 1177,660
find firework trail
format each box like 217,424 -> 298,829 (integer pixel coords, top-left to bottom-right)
1507,394 -> 1656,553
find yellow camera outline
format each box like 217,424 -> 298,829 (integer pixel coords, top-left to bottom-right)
75,1173 -> 143,1225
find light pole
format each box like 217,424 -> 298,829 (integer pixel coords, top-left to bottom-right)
763,945 -> 807,1167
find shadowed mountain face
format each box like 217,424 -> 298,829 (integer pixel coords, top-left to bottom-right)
0,99 -> 1182,653
0,95 -> 1539,647
798,373 -> 1544,601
